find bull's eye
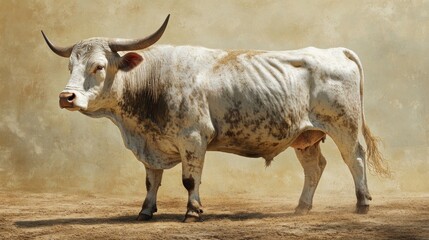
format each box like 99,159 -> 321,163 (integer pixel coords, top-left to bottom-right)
94,65 -> 104,73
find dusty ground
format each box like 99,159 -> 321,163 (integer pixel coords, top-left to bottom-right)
0,191 -> 428,239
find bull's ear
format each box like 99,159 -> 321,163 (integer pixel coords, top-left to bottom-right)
118,52 -> 143,72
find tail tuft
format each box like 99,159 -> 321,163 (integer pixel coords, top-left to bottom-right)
363,124 -> 391,178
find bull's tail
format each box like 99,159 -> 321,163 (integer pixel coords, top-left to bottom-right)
344,49 -> 391,178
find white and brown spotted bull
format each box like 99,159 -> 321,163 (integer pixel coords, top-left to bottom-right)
42,15 -> 389,222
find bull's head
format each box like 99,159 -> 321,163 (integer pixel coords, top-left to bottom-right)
42,15 -> 169,112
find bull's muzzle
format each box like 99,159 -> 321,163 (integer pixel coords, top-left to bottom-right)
59,92 -> 76,109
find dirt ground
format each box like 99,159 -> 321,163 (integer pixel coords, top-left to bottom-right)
0,191 -> 428,240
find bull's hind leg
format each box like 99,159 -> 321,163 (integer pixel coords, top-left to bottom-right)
137,168 -> 163,221
330,132 -> 372,214
294,142 -> 327,215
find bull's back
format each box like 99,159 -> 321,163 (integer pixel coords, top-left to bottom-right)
205,50 -> 312,159
203,47 -> 359,159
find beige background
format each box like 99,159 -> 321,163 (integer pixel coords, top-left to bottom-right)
0,0 -> 428,200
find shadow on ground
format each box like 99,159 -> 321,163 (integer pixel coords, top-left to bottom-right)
14,212 -> 296,228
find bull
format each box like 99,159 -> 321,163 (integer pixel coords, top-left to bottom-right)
42,15 -> 389,222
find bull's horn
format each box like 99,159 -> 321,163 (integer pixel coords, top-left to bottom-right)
41,31 -> 74,58
109,14 -> 170,52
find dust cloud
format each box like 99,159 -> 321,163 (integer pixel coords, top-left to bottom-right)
0,0 -> 428,200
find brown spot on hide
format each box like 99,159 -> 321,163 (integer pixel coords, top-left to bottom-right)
225,130 -> 235,137
315,113 -> 334,123
289,60 -> 305,68
182,175 -> 195,192
223,100 -> 242,128
343,118 -> 359,135
316,100 -> 359,134
265,112 -> 291,140
213,50 -> 264,71
185,150 -> 194,161
178,98 -> 189,119
120,81 -> 169,128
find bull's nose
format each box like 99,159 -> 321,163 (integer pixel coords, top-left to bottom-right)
59,92 -> 76,109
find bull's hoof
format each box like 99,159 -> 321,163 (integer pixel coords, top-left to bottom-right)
356,205 -> 370,214
183,215 -> 202,223
136,213 -> 153,221
183,211 -> 203,223
294,207 -> 310,215
294,201 -> 312,215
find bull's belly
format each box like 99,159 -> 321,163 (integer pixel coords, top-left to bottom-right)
207,128 -> 295,160
207,143 -> 286,159
207,129 -> 326,160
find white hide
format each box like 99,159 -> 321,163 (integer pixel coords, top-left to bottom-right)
58,40 -> 376,219
85,45 -> 362,169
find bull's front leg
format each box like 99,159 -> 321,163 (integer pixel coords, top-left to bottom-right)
136,167 -> 163,221
179,131 -> 207,223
